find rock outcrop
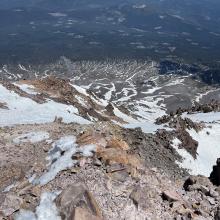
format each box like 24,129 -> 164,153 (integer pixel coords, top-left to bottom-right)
210,158 -> 220,186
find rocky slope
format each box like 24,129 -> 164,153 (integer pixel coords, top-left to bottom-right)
0,73 -> 220,220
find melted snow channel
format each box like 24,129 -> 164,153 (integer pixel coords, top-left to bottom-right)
0,85 -> 91,126
15,192 -> 61,220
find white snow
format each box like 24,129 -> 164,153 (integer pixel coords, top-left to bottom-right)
124,121 -> 167,133
14,83 -> 38,95
104,83 -> 116,101
184,112 -> 220,123
15,192 -> 61,220
15,210 -> 37,220
172,123 -> 220,177
36,192 -> 61,220
75,95 -> 87,107
173,112 -> 220,176
33,135 -> 98,185
113,105 -> 137,124
36,136 -> 77,185
142,86 -> 162,95
0,85 -> 91,126
3,182 -> 16,192
113,104 -> 170,133
71,84 -> 88,96
79,144 -> 97,157
13,131 -> 49,144
116,87 -> 137,102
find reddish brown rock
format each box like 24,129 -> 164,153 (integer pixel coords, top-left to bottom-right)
77,131 -> 107,148
96,147 -> 142,169
106,138 -> 130,151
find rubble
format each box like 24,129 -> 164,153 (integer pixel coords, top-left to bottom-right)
0,77 -> 220,219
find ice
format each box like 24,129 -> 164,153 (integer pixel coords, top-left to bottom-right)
13,131 -> 50,144
15,192 -> 61,220
0,85 -> 91,126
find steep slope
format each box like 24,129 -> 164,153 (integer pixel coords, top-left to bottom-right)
0,74 -> 220,219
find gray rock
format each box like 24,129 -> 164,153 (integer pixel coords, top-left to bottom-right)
0,193 -> 23,217
162,190 -> 182,202
209,189 -> 219,198
130,185 -> 158,210
215,207 -> 220,220
55,183 -> 103,220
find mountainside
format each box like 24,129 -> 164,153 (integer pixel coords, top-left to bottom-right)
0,61 -> 220,219
1,1 -> 220,219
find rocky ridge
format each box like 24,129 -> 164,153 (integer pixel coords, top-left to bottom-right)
0,76 -> 220,219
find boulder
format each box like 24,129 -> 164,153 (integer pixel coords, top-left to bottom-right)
215,207 -> 220,220
210,158 -> 220,186
184,176 -> 213,191
76,131 -> 107,148
129,185 -> 158,210
73,207 -> 102,220
96,147 -> 142,169
55,183 -> 103,220
0,193 -> 23,217
162,190 -> 182,202
106,138 -> 130,151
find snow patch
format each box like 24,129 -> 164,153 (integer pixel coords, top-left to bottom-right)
104,83 -> 116,101
172,124 -> 220,177
79,144 -> 97,157
36,136 -> 77,185
13,131 -> 49,144
14,83 -> 38,95
0,85 -> 91,126
35,136 -> 97,185
184,112 -> 220,123
15,192 -> 61,220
